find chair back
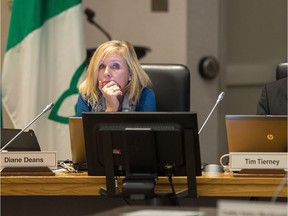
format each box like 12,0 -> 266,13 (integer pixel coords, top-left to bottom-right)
141,64 -> 190,111
276,63 -> 288,80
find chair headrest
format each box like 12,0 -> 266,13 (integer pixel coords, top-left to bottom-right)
276,63 -> 288,80
141,64 -> 190,112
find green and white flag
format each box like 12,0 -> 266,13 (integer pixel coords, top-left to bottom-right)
2,0 -> 86,160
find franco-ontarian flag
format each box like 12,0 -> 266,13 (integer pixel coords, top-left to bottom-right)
2,0 -> 86,160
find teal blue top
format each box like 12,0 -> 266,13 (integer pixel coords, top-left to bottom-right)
76,87 -> 156,116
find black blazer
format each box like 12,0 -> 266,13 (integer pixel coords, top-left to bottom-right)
257,78 -> 287,115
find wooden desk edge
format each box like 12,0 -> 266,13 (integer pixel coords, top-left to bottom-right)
1,173 -> 287,197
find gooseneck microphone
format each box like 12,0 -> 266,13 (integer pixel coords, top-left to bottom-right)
84,8 -> 112,41
176,92 -> 225,198
198,92 -> 225,134
0,103 -> 54,152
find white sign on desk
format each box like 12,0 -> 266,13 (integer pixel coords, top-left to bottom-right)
218,200 -> 287,216
0,151 -> 57,169
230,152 -> 288,171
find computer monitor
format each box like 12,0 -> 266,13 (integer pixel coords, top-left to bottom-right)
82,112 -> 201,198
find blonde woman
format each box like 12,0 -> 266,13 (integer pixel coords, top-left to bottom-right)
77,40 -> 156,116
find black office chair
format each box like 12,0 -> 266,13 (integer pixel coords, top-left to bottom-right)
141,64 -> 190,111
276,63 -> 288,80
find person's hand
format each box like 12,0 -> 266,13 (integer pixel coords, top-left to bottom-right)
99,80 -> 123,112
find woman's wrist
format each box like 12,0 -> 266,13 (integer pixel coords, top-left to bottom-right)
105,107 -> 117,112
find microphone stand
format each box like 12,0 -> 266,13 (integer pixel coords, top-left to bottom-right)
88,20 -> 112,41
176,92 -> 225,198
0,103 -> 54,152
84,8 -> 150,60
84,8 -> 112,41
198,92 -> 225,134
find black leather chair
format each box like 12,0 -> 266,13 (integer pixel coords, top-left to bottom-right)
141,64 -> 190,111
276,63 -> 288,80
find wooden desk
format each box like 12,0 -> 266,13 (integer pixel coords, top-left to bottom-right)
1,172 -> 287,197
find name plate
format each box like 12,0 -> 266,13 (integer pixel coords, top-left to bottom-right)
230,152 -> 288,171
0,151 -> 57,169
218,200 -> 288,216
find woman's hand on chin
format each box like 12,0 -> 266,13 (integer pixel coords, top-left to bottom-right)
99,80 -> 123,111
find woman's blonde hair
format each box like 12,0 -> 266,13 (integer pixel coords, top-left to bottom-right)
79,40 -> 152,106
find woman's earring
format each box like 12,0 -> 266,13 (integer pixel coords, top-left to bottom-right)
129,76 -> 132,81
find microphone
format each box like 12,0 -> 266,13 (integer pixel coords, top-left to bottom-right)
43,103 -> 54,113
198,92 -> 225,134
84,8 -> 112,41
175,92 -> 225,198
84,7 -> 95,21
176,92 -> 225,198
0,103 -> 54,152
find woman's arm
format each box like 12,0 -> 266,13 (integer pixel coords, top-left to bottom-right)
76,94 -> 92,116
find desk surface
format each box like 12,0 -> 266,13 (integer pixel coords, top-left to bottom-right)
1,172 -> 287,197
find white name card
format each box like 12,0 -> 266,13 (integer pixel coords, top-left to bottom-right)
218,200 -> 287,216
230,152 -> 288,171
0,151 -> 57,169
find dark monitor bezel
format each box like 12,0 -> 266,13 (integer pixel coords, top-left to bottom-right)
82,112 -> 201,197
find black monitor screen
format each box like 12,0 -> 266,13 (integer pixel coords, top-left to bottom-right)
82,112 -> 201,197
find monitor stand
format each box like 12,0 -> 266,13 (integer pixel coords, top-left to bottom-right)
99,129 -> 198,205
98,186 -> 179,206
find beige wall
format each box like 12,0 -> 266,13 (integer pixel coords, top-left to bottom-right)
82,0 -> 187,64
225,0 -> 287,116
1,1 -> 11,64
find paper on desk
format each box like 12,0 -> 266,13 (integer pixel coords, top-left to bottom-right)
122,210 -> 205,216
